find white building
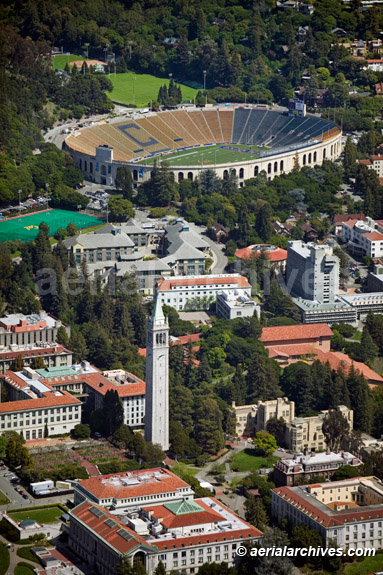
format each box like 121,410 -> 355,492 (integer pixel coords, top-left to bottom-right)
216,291 -> 260,320
145,299 -> 169,451
286,241 -> 340,304
0,392 -> 81,439
272,476 -> 383,549
73,468 -> 194,509
0,311 -> 69,348
357,155 -> 383,176
155,274 -> 252,312
341,217 -> 383,258
69,496 -> 262,575
85,370 -> 145,430
232,397 -> 295,437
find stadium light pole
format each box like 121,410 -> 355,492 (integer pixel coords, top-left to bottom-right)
45,183 -> 49,209
203,70 -> 207,107
104,44 -> 109,64
133,76 -> 136,106
18,190 -> 22,215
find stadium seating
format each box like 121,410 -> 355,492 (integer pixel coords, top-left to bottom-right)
187,111 -> 213,143
68,109 -> 339,164
202,110 -> 224,142
219,110 -> 234,142
160,112 -> 199,146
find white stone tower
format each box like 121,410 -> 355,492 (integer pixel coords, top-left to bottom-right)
144,297 -> 169,450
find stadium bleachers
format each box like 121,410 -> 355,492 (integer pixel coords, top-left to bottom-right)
232,109 -> 250,143
187,111 -> 214,143
67,109 -> 339,164
202,110 -> 224,142
219,110 -> 234,142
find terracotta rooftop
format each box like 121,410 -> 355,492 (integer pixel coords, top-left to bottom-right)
0,391 -> 81,413
77,468 -> 190,500
143,499 -> 224,529
273,484 -> 383,528
156,276 -> 250,290
261,324 -> 333,344
138,333 -> 201,358
85,373 -> 145,398
315,351 -> 383,385
333,213 -> 365,224
0,345 -> 70,360
235,244 -> 287,262
363,232 -> 383,241
342,219 -> 361,229
70,501 -> 150,554
268,343 -> 325,359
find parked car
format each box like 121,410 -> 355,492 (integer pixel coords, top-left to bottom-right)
22,494 -> 29,500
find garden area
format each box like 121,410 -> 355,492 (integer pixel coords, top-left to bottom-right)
74,442 -> 140,474
10,506 -> 63,525
17,546 -> 41,563
229,449 -> 279,473
22,450 -> 88,483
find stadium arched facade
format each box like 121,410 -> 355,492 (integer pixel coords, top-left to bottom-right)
64,107 -> 342,187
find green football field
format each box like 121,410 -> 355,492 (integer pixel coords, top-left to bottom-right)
0,209 -> 104,242
106,72 -> 198,107
137,144 -> 265,167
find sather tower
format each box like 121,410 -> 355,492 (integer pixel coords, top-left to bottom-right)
144,298 -> 169,450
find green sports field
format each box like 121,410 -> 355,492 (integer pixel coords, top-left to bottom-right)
106,72 -> 198,107
52,54 -> 86,70
0,209 -> 104,242
137,143 -> 266,167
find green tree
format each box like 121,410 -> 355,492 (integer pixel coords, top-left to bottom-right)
56,325 -> 69,347
103,389 -> 124,436
253,430 -> 277,456
346,365 -> 372,433
255,203 -> 273,243
31,357 -> 46,369
112,425 -> 134,449
322,409 -> 350,451
72,424 -> 91,439
266,417 -> 286,447
245,495 -> 268,531
115,167 -> 133,200
343,137 -> 358,180
10,356 -> 24,371
116,556 -> 146,575
246,352 -> 281,402
154,561 -> 166,575
194,397 -> 225,454
108,197 -> 135,222
360,327 -> 378,364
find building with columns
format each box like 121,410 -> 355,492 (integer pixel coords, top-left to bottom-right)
144,299 -> 169,451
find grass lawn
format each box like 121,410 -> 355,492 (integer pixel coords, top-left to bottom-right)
0,489 -> 10,505
16,547 -> 40,564
344,553 -> 383,575
0,542 -> 10,575
230,449 -> 279,472
137,143 -> 264,167
10,506 -> 62,524
351,330 -> 362,341
52,54 -> 85,70
171,462 -> 199,478
107,72 -> 198,107
14,563 -> 36,575
372,356 -> 383,375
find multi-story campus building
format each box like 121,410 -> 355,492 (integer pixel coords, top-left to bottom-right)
0,343 -> 72,373
341,216 -> 383,258
63,227 -> 136,263
260,323 -> 333,363
155,274 -> 252,311
286,241 -> 340,303
232,397 -> 295,437
216,290 -> 259,320
69,494 -> 261,575
272,477 -> 383,548
161,219 -> 210,275
73,468 -> 194,509
274,450 -> 362,486
0,311 -> 69,347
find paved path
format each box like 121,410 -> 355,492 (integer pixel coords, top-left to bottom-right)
0,533 -> 37,575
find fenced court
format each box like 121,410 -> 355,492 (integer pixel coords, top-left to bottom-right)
0,209 -> 104,242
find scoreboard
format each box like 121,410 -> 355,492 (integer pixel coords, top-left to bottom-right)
288,98 -> 306,117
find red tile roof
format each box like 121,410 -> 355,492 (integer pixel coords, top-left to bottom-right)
261,324 -> 333,344
357,159 -> 372,166
144,499 -> 224,529
85,374 -> 145,398
363,232 -> 383,241
0,391 -> 81,413
138,333 -> 202,358
77,468 -> 190,500
235,244 -> 287,262
268,344 -> 324,359
156,276 -> 250,290
316,351 -> 383,384
273,484 -> 383,528
0,345 -> 71,360
70,501 -> 150,555
333,213 -> 365,225
342,219 -> 361,229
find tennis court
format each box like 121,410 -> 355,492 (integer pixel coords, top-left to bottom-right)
136,143 -> 266,167
0,209 -> 104,242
